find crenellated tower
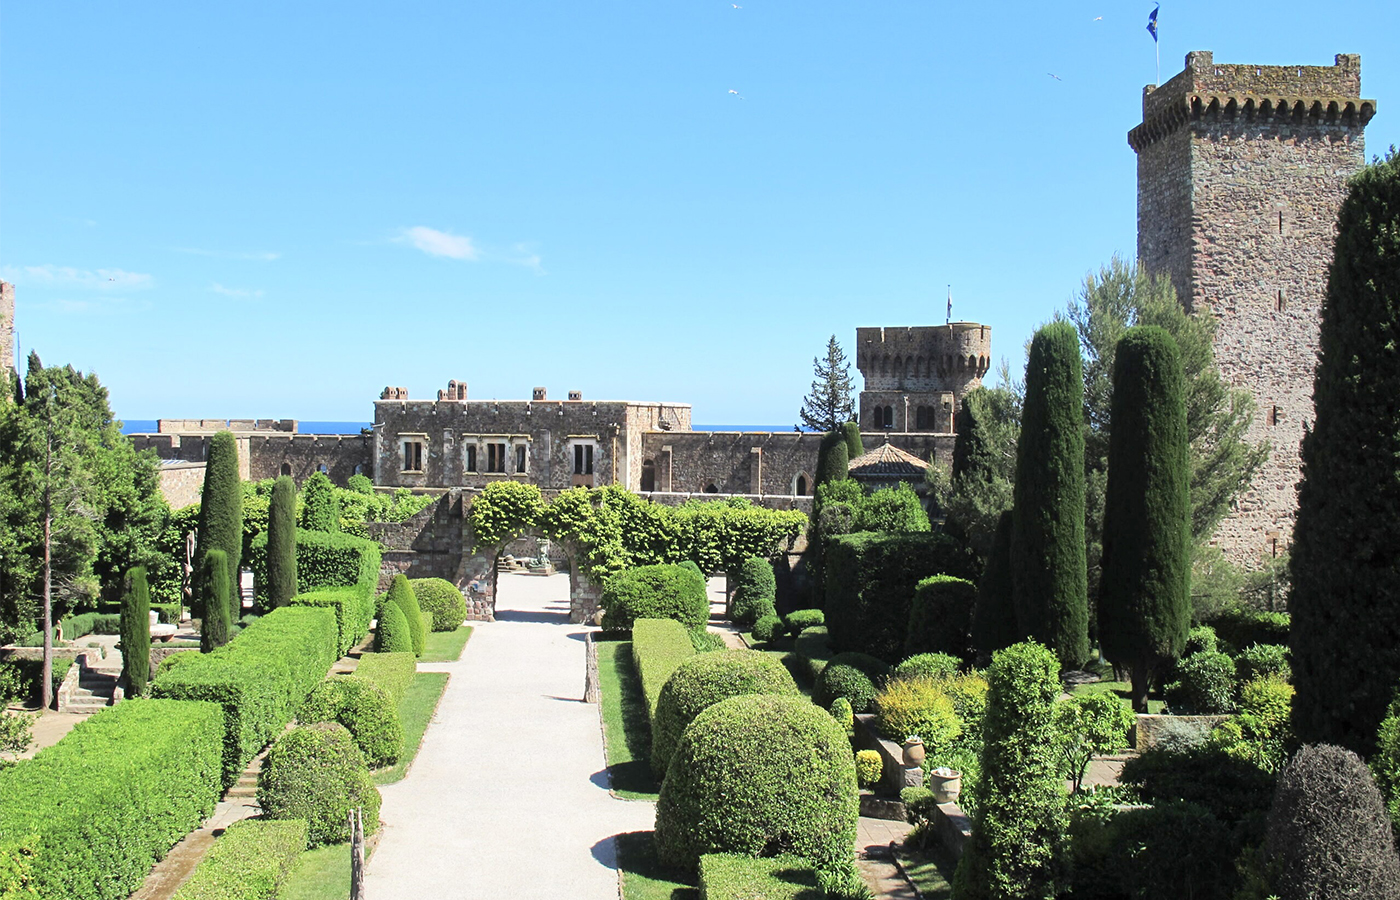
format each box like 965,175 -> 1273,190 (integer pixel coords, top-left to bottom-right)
855,323 -> 991,433
0,281 -> 14,376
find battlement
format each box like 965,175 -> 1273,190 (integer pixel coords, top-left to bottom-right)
155,418 -> 297,434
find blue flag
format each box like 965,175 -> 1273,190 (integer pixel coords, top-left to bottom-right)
1147,4 -> 1159,41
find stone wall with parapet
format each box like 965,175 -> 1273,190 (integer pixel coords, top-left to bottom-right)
157,461 -> 207,510
131,432 -> 373,487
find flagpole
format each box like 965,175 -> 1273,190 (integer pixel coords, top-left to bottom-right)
1156,20 -> 1161,86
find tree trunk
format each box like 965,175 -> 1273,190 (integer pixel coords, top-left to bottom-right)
350,807 -> 365,899
1130,659 -> 1152,713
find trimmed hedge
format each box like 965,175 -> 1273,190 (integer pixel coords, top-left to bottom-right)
290,587 -> 364,656
409,578 -> 469,632
0,699 -> 224,900
1165,650 -> 1237,715
152,606 -> 339,785
257,722 -> 381,847
792,625 -> 836,684
731,557 -> 777,626
752,615 -> 783,643
59,611 -> 121,640
825,532 -> 978,662
300,674 -> 403,768
1209,608 -> 1289,654
170,818 -> 308,900
249,529 -> 382,631
376,598 -> 413,654
906,575 -> 977,660
651,650 -> 800,777
813,651 -> 891,714
784,608 -> 824,638
698,854 -> 821,900
632,618 -> 697,719
383,575 -> 425,657
895,652 -> 961,682
354,652 -> 417,704
602,564 -> 709,632
654,693 -> 859,868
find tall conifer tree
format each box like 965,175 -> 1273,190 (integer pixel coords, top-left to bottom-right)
200,549 -> 231,652
119,566 -> 151,696
841,421 -> 864,462
972,510 -> 1018,660
194,431 -> 241,617
798,336 -> 857,433
267,475 -> 298,607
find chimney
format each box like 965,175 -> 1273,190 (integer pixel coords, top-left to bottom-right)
533,387 -> 548,401
568,390 -> 582,401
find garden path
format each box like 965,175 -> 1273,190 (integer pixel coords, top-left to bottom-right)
365,572 -> 655,899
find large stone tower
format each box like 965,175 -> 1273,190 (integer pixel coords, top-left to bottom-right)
1130,51 -> 1376,565
0,281 -> 14,376
855,323 -> 991,433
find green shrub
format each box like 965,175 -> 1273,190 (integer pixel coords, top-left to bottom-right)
59,611 -> 122,640
895,652 -> 960,682
814,652 -> 891,713
1209,608 -> 1289,654
353,652 -> 416,704
853,483 -> 930,534
300,675 -> 403,768
601,564 -> 709,632
697,854 -> 821,900
408,578 -> 468,631
830,697 -> 854,737
651,650 -> 800,777
1235,643 -> 1290,683
971,510 -> 1018,660
382,575 -> 424,657
1165,650 -> 1237,714
170,818 -> 308,900
631,618 -> 696,719
290,587 -> 363,656
731,556 -> 777,626
689,628 -> 727,652
793,625 -> 835,684
654,694 -> 858,868
1119,744 -> 1275,825
816,431 -> 850,488
906,575 -> 977,660
1071,800 -> 1238,900
375,597 -> 413,655
120,567 -> 152,696
1210,675 -> 1294,773
0,699 -> 224,900
151,606 -> 339,785
200,549 -> 233,653
824,531 -> 978,661
258,723 -> 381,847
248,529 -> 381,630
751,614 -> 783,643
266,475 -> 298,609
784,608 -> 824,638
873,677 -> 962,749
299,471 -> 341,533
855,749 -> 883,788
153,602 -> 182,625
1184,625 -> 1218,656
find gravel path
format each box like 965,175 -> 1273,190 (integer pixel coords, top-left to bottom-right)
364,572 -> 655,899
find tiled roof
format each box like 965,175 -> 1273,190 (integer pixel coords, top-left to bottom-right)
848,441 -> 931,477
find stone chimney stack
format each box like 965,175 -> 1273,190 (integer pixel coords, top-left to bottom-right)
533,387 -> 548,401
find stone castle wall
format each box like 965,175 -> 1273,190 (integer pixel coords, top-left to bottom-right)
856,324 -> 991,432
131,432 -> 372,497
0,281 -> 14,376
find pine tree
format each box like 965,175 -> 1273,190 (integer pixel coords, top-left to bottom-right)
798,336 -> 856,433
1098,326 -> 1191,712
972,510 -> 1018,660
300,471 -> 341,533
841,421 -> 864,462
195,431 -> 242,618
1010,321 -> 1089,668
200,549 -> 231,653
267,475 -> 298,607
119,566 -> 151,696
1291,150 -> 1400,755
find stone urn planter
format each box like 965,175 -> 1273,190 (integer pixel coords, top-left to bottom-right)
902,737 -> 926,766
928,767 -> 962,804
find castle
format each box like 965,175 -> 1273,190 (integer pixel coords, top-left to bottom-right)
0,281 -> 14,377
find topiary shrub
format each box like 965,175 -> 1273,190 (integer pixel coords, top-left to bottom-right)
1184,625 -> 1218,657
632,618 -> 697,718
1210,608 -> 1289,655
895,652 -> 961,682
299,471 -> 341,533
299,675 -> 403,768
730,557 -> 777,626
751,615 -> 783,643
855,750 -> 883,788
784,608 -> 824,638
601,564 -> 709,632
200,549 -> 232,653
120,566 -> 151,697
1263,743 -> 1400,899
195,431 -> 243,619
793,626 -> 836,685
830,697 -> 854,738
382,575 -> 424,656
375,599 -> 412,655
1375,695 -> 1400,839
407,578 -> 468,632
1165,650 -> 1237,714
257,722 -> 381,847
873,677 -> 962,749
651,650 -> 800,777
1235,643 -> 1290,683
906,575 -> 977,660
814,652 -> 891,713
654,694 -> 858,868
353,652 -> 416,704
266,475 -> 298,609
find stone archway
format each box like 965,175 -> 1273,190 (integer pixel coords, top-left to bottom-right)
454,530 -> 602,625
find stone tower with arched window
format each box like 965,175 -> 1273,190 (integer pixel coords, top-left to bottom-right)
854,323 -> 992,434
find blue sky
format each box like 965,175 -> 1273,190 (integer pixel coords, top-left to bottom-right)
3,1 -> 1396,425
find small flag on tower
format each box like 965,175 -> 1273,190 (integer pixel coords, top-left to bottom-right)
946,286 -> 952,324
1146,4 -> 1159,41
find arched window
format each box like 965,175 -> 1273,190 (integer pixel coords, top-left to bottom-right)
915,406 -> 931,430
882,406 -> 895,429
641,459 -> 656,492
280,462 -> 292,476
353,463 -> 365,476
703,484 -> 719,494
794,473 -> 809,496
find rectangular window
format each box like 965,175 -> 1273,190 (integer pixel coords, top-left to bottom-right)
573,444 -> 594,475
464,445 -> 477,473
515,444 -> 527,474
401,441 -> 424,472
487,443 -> 507,474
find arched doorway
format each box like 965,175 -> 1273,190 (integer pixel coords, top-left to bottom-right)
455,529 -> 602,625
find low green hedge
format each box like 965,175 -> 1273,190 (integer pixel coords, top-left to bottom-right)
698,853 -> 821,900
290,587 -> 364,656
632,618 -> 697,720
0,698 -> 224,900
409,578 -> 469,632
784,609 -> 824,639
249,529 -> 381,632
258,722 -> 381,847
152,607 -> 339,785
905,575 -> 977,660
602,564 -> 709,632
1208,608 -> 1289,654
354,652 -> 417,704
792,625 -> 835,684
170,818 -> 308,900
300,675 -> 403,768
59,612 -> 122,640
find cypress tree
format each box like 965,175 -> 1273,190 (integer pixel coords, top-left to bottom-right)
972,510 -> 1019,660
119,566 -> 151,696
300,471 -> 341,533
841,421 -> 864,462
1291,151 -> 1400,754
1098,326 -> 1191,712
200,548 -> 231,653
1010,321 -> 1089,668
194,431 -> 242,617
815,431 -> 849,488
267,475 -> 298,607
384,574 -> 424,656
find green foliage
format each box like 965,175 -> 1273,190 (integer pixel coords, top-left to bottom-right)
943,387 -> 1020,563
196,432 -> 243,618
1165,650 -> 1237,714
0,698 -> 223,900
1184,625 -> 1218,656
299,675 -> 403,767
170,818 -> 308,900
830,697 -> 854,737
751,615 -> 783,643
798,336 -> 858,434
793,625 -> 836,685
152,606 -> 339,784
257,722 -> 381,847
249,529 -> 381,631
895,652 -> 960,681
784,608 -> 824,638
1236,643 -> 1290,683
1210,675 -> 1294,773
200,549 -> 232,653
906,575 -> 976,660
631,618 -> 697,719
690,627 -> 727,652
119,566 -> 152,696
1070,799 -> 1238,900
873,677 -> 962,749
813,652 -> 890,714
953,642 -> 1067,900
816,431 -> 850,488
347,473 -> 374,495
731,556 -> 777,626
375,597 -> 412,655
855,750 -> 883,788
468,481 -> 544,549
971,509 -> 1018,660
841,421 -> 864,461
654,693 -> 858,868
1011,322 -> 1090,670
353,652 -> 416,705
266,476 -> 298,608
408,578 -> 467,631
1210,608 -> 1288,654
297,472 -> 340,533
601,564 -> 708,632
289,588 -> 363,657
698,853 -> 822,900
852,483 -> 929,534
651,649 -> 799,777
383,575 -> 424,656
824,531 -> 978,662
1099,326 -> 1192,709
1054,692 -> 1134,794
1119,743 -> 1275,826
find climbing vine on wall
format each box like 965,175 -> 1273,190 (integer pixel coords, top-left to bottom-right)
467,482 -> 545,548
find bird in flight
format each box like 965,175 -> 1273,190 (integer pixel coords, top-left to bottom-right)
1048,72 -> 1062,81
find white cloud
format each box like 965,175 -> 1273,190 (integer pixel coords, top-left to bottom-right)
398,226 -> 480,261
210,283 -> 265,299
0,264 -> 153,291
173,247 -> 281,261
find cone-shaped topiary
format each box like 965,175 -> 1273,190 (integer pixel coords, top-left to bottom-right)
200,549 -> 231,653
816,431 -> 850,487
972,510 -> 1018,660
266,475 -> 298,608
1263,743 -> 1400,899
651,649 -> 800,777
194,431 -> 242,618
383,574 -> 424,656
257,722 -> 381,847
119,566 -> 151,696
730,557 -> 777,626
375,595 -> 412,654
1098,326 -> 1191,712
299,470 -> 341,533
1010,321 -> 1089,669
841,420 -> 864,461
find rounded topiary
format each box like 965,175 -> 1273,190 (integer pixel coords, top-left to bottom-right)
731,556 -> 777,626
299,470 -> 341,533
300,675 -> 404,768
895,652 -> 961,682
408,578 -> 468,632
814,652 -> 891,713
751,614 -> 783,643
785,608 -> 824,638
375,597 -> 413,654
830,697 -> 855,737
257,722 -> 382,847
266,475 -> 298,608
1165,650 -> 1237,714
600,564 -> 709,632
855,749 -> 883,788
651,650 -> 800,777
382,575 -> 425,656
906,575 -> 976,660
654,693 -> 859,868
873,677 -> 962,749
200,549 -> 232,653
119,566 -> 151,696
1264,743 -> 1400,899
1184,625 -> 1218,657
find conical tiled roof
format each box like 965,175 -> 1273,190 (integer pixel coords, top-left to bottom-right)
848,441 -> 931,478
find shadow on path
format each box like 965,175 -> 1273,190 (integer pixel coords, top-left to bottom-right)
494,608 -> 570,624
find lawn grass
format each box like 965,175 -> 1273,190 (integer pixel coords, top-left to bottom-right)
598,639 -> 660,800
615,831 -> 698,900
419,626 -> 472,663
1069,678 -> 1166,715
897,842 -> 959,900
276,842 -> 354,900
374,671 -> 450,785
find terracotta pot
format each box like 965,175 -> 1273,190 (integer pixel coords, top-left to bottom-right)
928,768 -> 962,804
902,738 -> 926,766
